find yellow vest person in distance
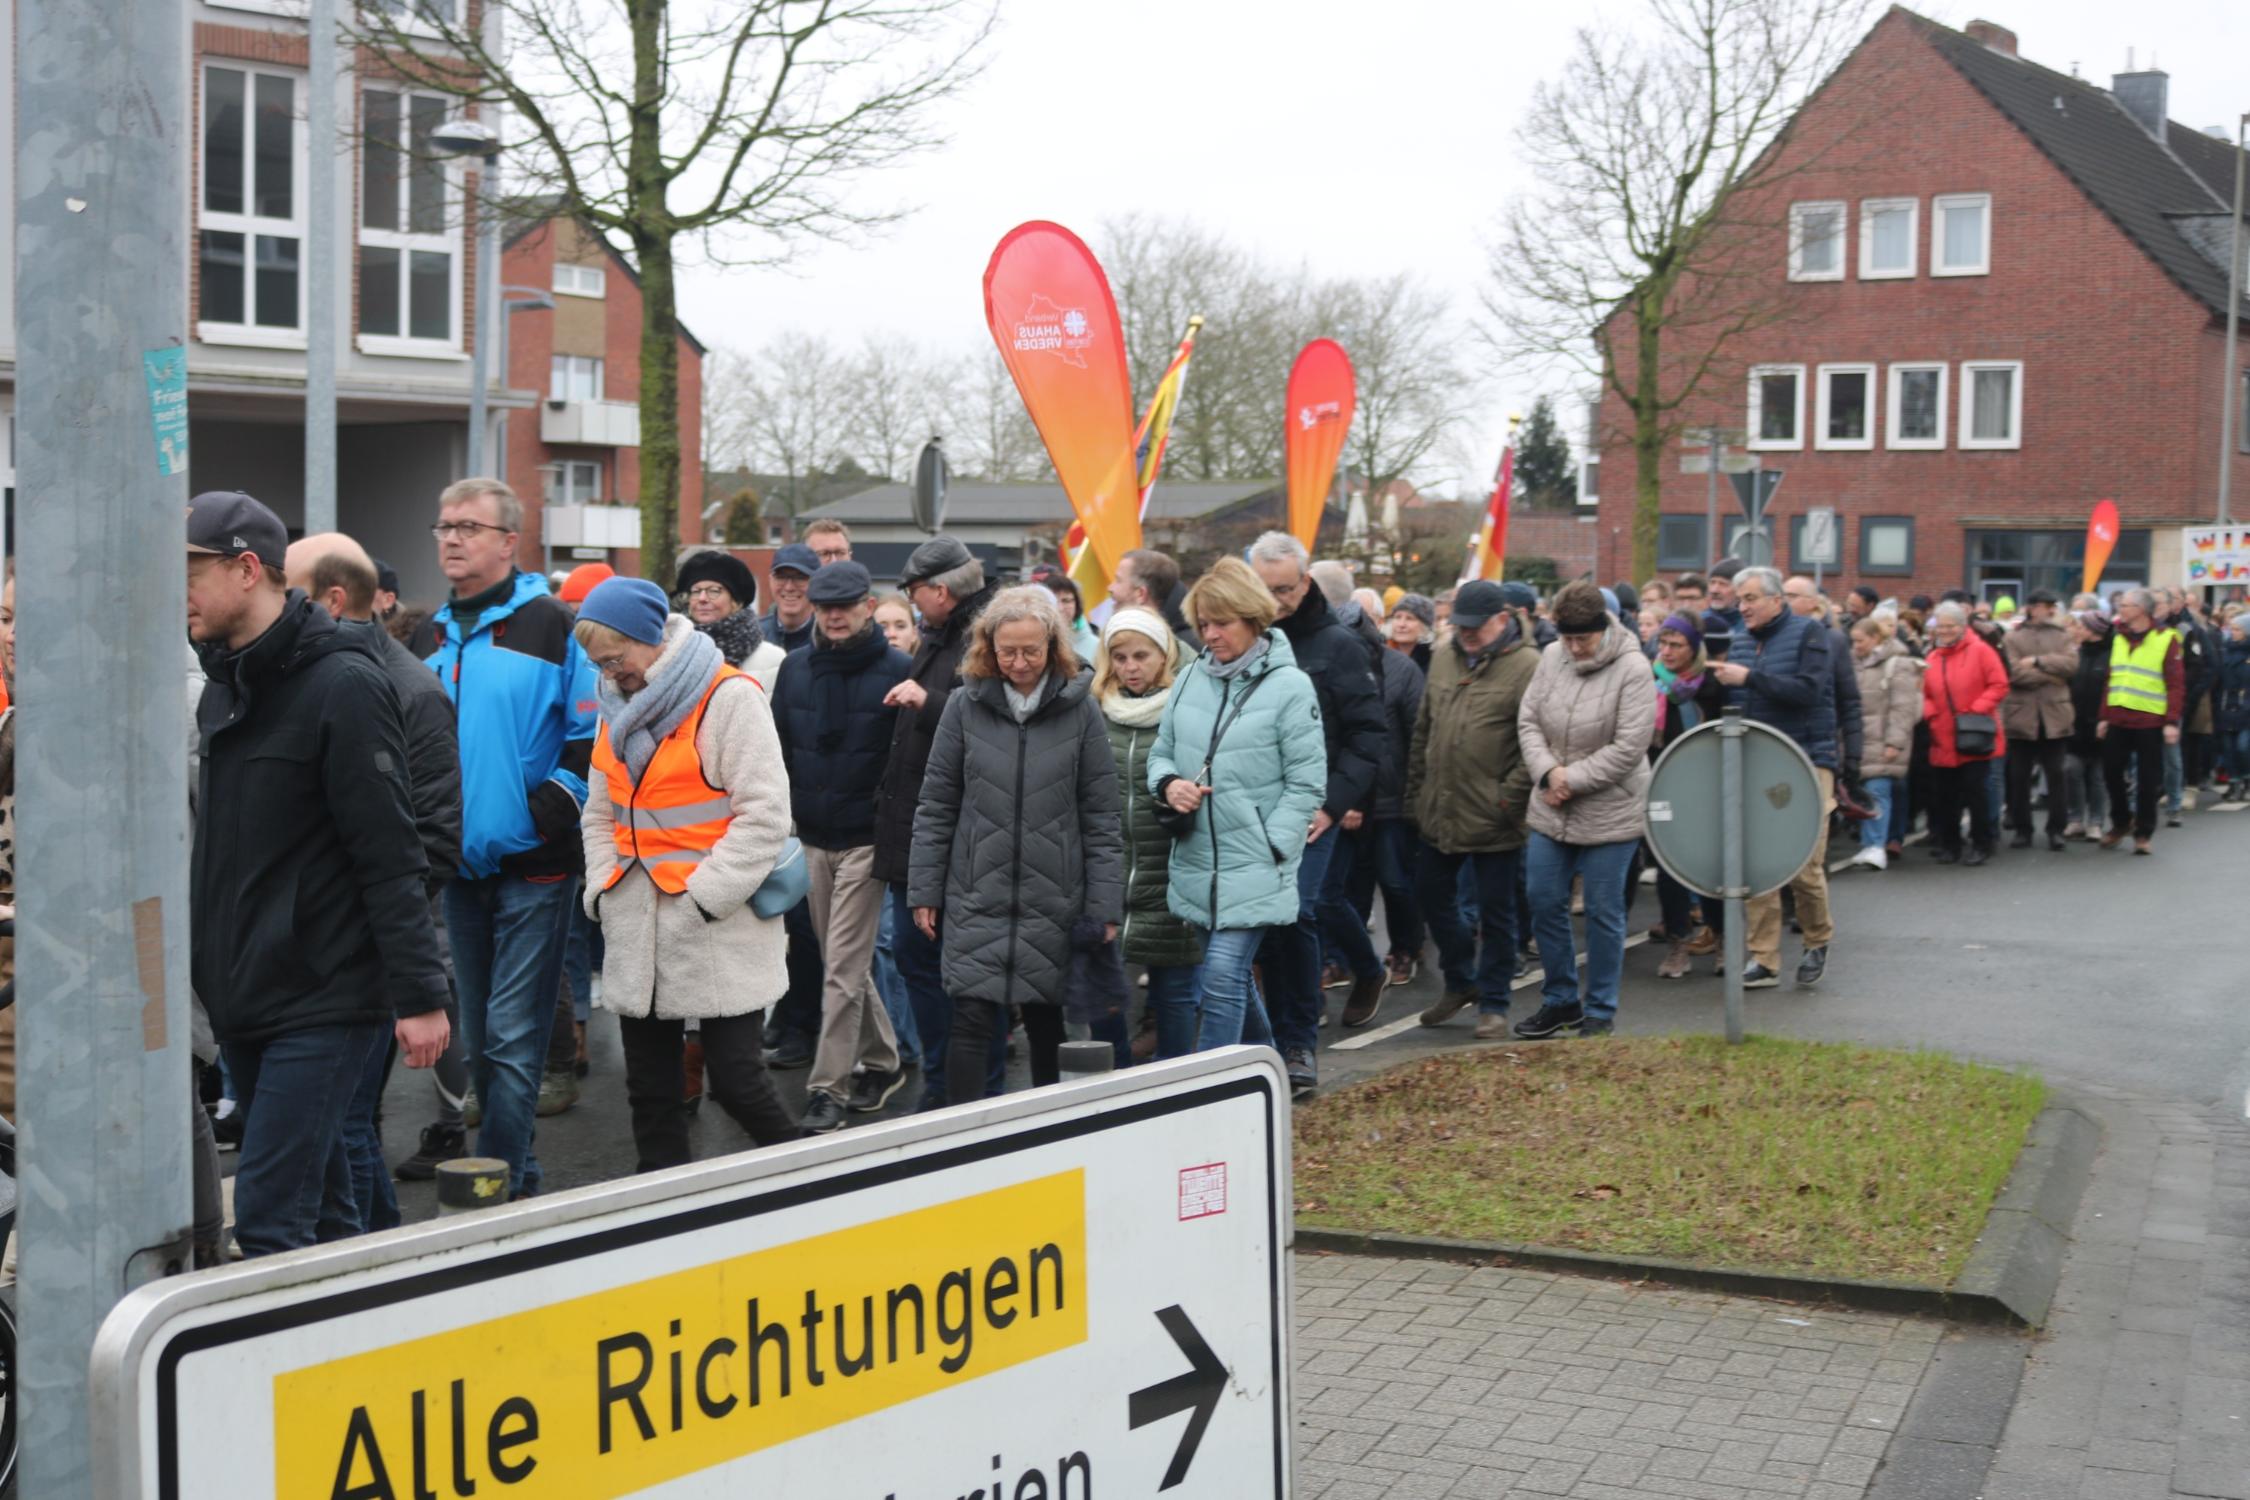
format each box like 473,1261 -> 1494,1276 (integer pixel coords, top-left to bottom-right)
2107,627 -> 2176,718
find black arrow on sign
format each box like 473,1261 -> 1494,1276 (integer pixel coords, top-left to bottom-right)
1128,1304 -> 1227,1490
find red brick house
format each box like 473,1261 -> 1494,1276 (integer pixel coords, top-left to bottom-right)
1592,10 -> 2250,601
500,213 -> 706,577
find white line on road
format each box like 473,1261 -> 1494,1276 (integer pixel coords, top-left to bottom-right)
1330,933 -> 1649,1051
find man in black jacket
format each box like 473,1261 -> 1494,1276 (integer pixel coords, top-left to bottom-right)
771,560 -> 913,1133
187,492 -> 449,1256
873,536 -> 996,1110
1248,532 -> 1385,1096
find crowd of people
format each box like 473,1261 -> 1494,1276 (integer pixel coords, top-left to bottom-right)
101,478 -> 2249,1260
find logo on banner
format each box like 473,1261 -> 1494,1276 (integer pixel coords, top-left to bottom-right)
1297,400 -> 1344,432
1012,295 -> 1094,368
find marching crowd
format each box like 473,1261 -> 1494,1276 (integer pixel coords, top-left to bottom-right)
31,478 -> 2238,1261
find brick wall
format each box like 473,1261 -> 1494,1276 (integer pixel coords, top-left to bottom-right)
1507,511 -> 1598,581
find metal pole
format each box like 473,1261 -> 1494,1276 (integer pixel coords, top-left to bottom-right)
303,0 -> 338,531
1704,428 -> 1721,565
2220,112 -> 2246,526
1719,709 -> 1747,1045
15,0 -> 195,1491
466,147 -> 501,476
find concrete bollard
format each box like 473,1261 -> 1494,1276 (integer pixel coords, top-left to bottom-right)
1058,1039 -> 1115,1076
435,1156 -> 513,1215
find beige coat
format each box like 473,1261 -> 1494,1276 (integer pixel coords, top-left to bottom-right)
1854,638 -> 1923,780
581,619 -> 792,1020
2001,617 -> 2077,741
1517,623 -> 1657,847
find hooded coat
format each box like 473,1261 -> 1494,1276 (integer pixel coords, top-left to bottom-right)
908,668 -> 1124,1007
1923,632 -> 2010,767
1853,636 -> 1923,781
1405,623 -> 1538,854
1516,622 -> 1658,847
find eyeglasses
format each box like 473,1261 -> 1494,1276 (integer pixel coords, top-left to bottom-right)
685,585 -> 732,601
995,644 -> 1049,663
431,521 -> 509,540
811,547 -> 850,564
592,654 -> 633,676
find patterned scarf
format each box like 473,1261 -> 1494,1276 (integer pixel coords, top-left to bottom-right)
696,606 -> 764,668
1651,660 -> 1710,741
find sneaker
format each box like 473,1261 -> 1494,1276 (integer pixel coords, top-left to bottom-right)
2048,833 -> 2066,852
1339,973 -> 1385,1029
1741,963 -> 1781,989
2099,828 -> 2127,849
1321,961 -> 1350,991
1934,848 -> 1961,864
2062,822 -> 2084,840
2008,832 -> 2032,850
1473,1013 -> 1511,1040
847,1068 -> 907,1114
394,1122 -> 467,1182
2134,838 -> 2154,856
1512,1002 -> 1585,1040
768,1032 -> 815,1070
1385,953 -> 1417,988
2165,812 -> 2183,828
1885,840 -> 1904,859
800,1092 -> 848,1134
210,1098 -> 244,1152
1795,946 -> 1828,987
1578,1017 -> 1615,1038
1418,989 -> 1476,1028
1283,1048 -> 1318,1099
1645,921 -> 1670,941
536,1067 -> 579,1117
1848,845 -> 1888,871
1514,954 -> 1534,980
462,1088 -> 481,1128
1963,846 -> 1989,867
762,1018 -> 784,1050
1656,940 -> 1691,980
1682,926 -> 1719,956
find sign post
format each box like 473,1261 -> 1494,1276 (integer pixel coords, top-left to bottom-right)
1681,427 -> 1749,564
1800,506 -> 1840,591
1726,469 -> 1784,567
93,1051 -> 1294,1499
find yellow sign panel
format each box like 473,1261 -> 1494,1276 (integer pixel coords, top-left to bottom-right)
277,1171 -> 1087,1500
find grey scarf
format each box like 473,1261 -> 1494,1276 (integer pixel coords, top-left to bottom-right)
1202,635 -> 1269,682
600,623 -> 723,781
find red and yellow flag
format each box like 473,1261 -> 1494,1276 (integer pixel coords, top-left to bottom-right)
1464,443 -> 1516,583
1284,339 -> 1355,550
983,222 -> 1141,586
1068,315 -> 1203,598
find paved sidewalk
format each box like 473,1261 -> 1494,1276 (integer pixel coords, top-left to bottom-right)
1291,1252 -> 1948,1499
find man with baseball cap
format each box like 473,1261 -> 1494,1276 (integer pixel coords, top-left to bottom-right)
187,490 -> 450,1253
760,542 -> 822,654
769,560 -> 913,1132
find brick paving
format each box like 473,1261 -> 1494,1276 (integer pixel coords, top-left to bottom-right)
1290,1252 -> 1946,1499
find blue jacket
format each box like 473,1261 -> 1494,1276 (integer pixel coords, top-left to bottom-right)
2218,635 -> 2250,733
769,624 -> 912,848
1148,631 -> 1328,931
1728,607 -> 1838,769
427,572 -> 599,879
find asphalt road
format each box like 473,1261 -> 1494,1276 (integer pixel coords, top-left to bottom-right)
384,792 -> 2250,1223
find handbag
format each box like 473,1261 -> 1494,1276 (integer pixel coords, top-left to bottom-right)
1155,669 -> 1271,838
750,837 -> 809,918
1939,657 -> 1998,759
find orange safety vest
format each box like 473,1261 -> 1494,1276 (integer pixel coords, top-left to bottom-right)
593,664 -> 746,894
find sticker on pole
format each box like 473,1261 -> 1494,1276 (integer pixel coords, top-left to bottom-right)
142,346 -> 188,477
90,1051 -> 1293,1499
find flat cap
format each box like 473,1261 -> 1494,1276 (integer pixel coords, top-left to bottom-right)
899,534 -> 974,588
806,559 -> 873,606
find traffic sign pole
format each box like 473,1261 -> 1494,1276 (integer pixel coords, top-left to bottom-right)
1719,714 -> 1747,1046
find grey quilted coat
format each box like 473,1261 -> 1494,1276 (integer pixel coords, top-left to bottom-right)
907,667 -> 1125,1007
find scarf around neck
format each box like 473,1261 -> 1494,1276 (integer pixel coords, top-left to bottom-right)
1100,679 -> 1173,729
696,606 -> 764,668
1651,659 -> 1709,740
600,620 -> 723,781
1202,635 -> 1269,682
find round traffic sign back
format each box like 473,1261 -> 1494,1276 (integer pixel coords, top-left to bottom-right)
1642,716 -> 1823,900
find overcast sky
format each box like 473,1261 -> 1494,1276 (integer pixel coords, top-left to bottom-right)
677,0 -> 2250,496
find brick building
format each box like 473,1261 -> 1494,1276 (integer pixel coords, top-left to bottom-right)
1593,11 -> 2250,601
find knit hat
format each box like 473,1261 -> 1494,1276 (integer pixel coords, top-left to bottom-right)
1499,581 -> 1539,612
1392,593 -> 1436,630
1659,612 -> 1704,654
674,549 -> 758,611
1102,606 -> 1173,657
578,576 -> 668,645
1598,586 -> 1622,620
1552,581 -> 1610,635
1613,581 -> 1641,617
558,562 -> 615,605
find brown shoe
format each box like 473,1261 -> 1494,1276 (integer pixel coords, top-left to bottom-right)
1419,989 -> 1476,1028
1385,953 -> 1417,988
1682,926 -> 1719,956
2099,829 -> 2127,849
1656,940 -> 1692,980
1473,1013 -> 1510,1041
574,1020 -> 590,1078
1340,974 -> 1384,1028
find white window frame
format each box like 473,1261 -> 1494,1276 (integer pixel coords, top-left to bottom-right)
1748,363 -> 1807,450
362,0 -> 463,39
1858,198 -> 1919,280
357,85 -> 466,359
1814,364 -> 1877,450
197,62 -> 307,350
548,459 -> 604,506
553,262 -> 607,299
549,354 -> 604,402
1788,201 -> 1847,282
1959,360 -> 2024,450
1933,193 -> 1992,277
1884,363 -> 1949,450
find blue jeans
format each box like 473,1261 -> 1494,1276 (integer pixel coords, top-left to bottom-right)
340,1030 -> 401,1234
890,883 -> 1003,1110
1260,825 -> 1337,1058
561,904 -> 600,1025
1526,833 -> 1637,1023
1317,826 -> 1381,982
1148,962 -> 1205,1060
225,1022 -> 387,1257
1370,819 -> 1425,958
873,896 -> 921,1068
1415,843 -> 1521,1014
446,873 -> 578,1198
1858,778 -> 1895,850
2163,739 -> 2184,814
1190,927 -> 1277,1051
2227,728 -> 2250,779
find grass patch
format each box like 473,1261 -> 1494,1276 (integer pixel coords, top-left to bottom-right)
1294,1035 -> 2044,1285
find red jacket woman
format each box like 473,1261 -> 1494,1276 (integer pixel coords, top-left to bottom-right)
1922,624 -> 2009,767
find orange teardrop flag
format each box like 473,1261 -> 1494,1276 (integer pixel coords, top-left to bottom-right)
983,222 -> 1141,584
2082,499 -> 2120,593
1285,339 -> 1355,550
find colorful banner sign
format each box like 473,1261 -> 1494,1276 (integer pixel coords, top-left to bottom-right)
1464,442 -> 1515,582
2081,499 -> 2120,593
2184,523 -> 2250,585
983,223 -> 1142,586
1284,339 -> 1355,550
1067,314 -> 1202,603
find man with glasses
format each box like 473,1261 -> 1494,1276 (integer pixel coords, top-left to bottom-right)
760,543 -> 822,653
768,560 -> 912,1132
425,478 -> 596,1198
802,519 -> 854,567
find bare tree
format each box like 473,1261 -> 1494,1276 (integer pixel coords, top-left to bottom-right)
847,336 -> 949,480
1484,0 -> 1880,578
350,0 -> 990,582
1316,271 -> 1478,513
735,330 -> 858,516
953,349 -> 1048,482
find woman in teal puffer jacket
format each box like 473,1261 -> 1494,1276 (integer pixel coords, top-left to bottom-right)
1149,558 -> 1327,1050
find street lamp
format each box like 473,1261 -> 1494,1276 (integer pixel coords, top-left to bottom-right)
430,116 -> 503,477
2221,111 -> 2249,526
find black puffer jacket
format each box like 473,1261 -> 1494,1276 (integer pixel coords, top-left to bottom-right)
769,624 -> 911,849
872,582 -> 996,884
1371,648 -> 1426,819
355,620 -> 462,892
1275,587 -> 1386,818
193,595 -> 450,1042
2069,631 -> 2113,756
907,669 -> 1124,1007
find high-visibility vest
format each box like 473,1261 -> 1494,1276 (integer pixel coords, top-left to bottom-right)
593,664 -> 745,894
2106,628 -> 2176,718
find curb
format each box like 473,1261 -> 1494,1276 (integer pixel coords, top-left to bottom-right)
1294,1093 -> 2099,1329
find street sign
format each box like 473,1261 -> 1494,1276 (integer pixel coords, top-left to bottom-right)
913,437 -> 949,533
1726,469 -> 1783,521
91,1051 -> 1294,1500
1800,507 -> 1841,567
1680,426 -> 1749,449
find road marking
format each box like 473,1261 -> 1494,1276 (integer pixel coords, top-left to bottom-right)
2210,800 -> 2248,814
1332,934 -> 1649,1051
